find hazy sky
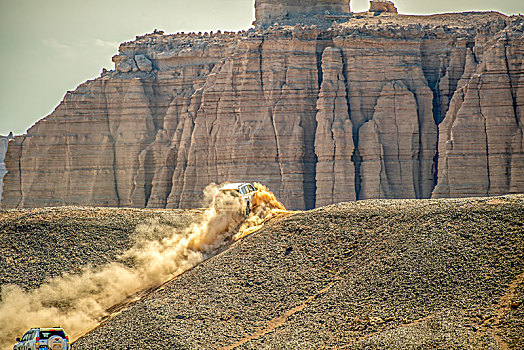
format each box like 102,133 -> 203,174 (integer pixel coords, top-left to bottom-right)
0,0 -> 522,135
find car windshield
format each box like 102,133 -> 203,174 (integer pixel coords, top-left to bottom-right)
39,330 -> 66,339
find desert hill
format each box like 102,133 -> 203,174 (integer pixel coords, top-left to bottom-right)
1,195 -> 512,349
74,196 -> 524,349
0,207 -> 201,291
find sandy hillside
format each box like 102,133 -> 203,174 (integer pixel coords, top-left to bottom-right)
65,195 -> 524,349
0,207 -> 202,292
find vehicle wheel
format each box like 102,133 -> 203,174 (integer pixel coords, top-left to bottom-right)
245,202 -> 251,216
47,336 -> 65,350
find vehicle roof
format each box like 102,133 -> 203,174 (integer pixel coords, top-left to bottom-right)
30,327 -> 65,331
218,183 -> 253,190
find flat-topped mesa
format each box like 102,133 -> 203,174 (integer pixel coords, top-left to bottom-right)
2,12 -> 522,210
255,0 -> 351,26
369,0 -> 397,14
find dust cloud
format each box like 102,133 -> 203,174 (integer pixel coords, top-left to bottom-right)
0,183 -> 288,350
235,183 -> 288,240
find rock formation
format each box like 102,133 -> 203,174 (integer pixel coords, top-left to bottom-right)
369,0 -> 398,14
359,81 -> 436,199
315,47 -> 355,206
2,7 -> 523,210
0,133 -> 13,202
433,24 -> 524,198
255,0 -> 351,26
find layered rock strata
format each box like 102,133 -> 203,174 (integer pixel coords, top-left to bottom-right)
2,12 -> 523,210
433,24 -> 524,198
0,134 -> 13,202
315,47 -> 355,206
358,81 -> 436,199
255,0 -> 351,26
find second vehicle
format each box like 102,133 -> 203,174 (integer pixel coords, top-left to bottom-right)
13,327 -> 69,350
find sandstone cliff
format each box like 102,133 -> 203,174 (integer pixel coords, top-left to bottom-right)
2,10 -> 523,210
255,0 -> 351,26
433,23 -> 524,198
0,134 -> 13,203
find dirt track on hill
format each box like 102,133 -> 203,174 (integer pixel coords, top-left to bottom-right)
0,184 -> 288,349
68,196 -> 524,349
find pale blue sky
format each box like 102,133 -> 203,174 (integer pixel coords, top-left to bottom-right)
0,0 -> 522,135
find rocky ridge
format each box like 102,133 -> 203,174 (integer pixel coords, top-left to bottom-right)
2,8 -> 524,210
65,195 -> 521,349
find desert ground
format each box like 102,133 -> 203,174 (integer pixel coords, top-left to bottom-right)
1,195 -> 523,349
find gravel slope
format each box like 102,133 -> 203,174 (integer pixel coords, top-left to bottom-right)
0,207 -> 201,292
71,196 -> 524,349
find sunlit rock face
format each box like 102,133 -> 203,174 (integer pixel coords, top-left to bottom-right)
369,1 -> 398,14
2,10 -> 523,210
255,0 -> 351,26
432,31 -> 524,198
0,133 -> 13,202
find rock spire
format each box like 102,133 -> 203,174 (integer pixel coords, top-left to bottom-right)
369,0 -> 398,14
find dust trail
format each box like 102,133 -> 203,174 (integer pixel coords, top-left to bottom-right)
235,182 -> 288,240
0,183 -> 287,350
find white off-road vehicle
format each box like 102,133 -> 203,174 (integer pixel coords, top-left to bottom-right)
214,183 -> 258,215
13,327 -> 69,350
